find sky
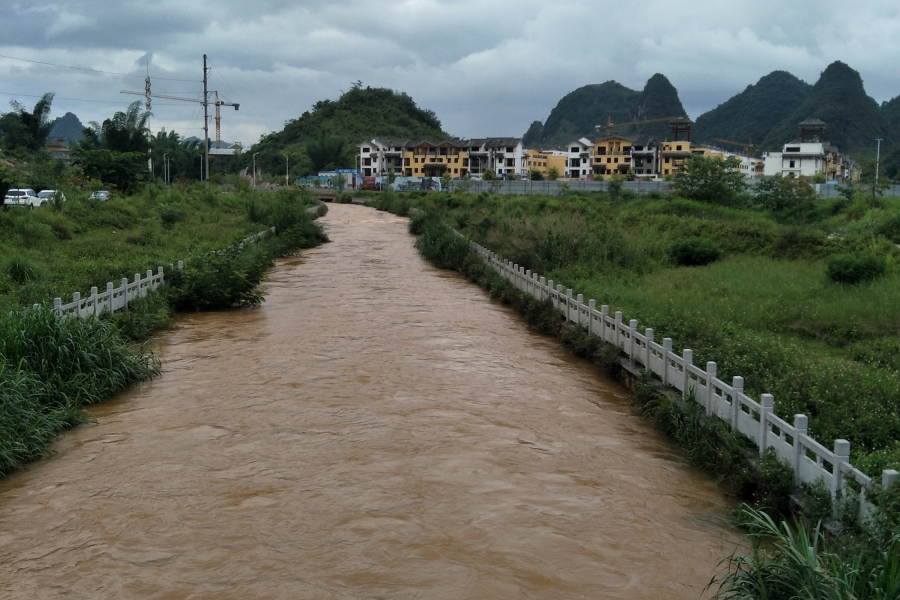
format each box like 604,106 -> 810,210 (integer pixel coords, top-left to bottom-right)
1,0 -> 899,146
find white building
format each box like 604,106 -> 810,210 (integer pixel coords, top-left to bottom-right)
359,138 -> 408,177
564,138 -> 593,179
763,119 -> 846,180
465,138 -> 527,178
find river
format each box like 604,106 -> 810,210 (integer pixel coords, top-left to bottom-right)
0,203 -> 742,599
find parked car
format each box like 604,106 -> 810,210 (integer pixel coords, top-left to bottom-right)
37,189 -> 66,205
3,188 -> 41,210
88,190 -> 111,201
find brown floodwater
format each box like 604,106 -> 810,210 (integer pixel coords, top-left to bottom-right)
0,203 -> 743,599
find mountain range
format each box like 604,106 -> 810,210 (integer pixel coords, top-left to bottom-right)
525,61 -> 899,175
48,112 -> 84,142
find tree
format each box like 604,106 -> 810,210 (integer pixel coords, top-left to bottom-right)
0,93 -> 55,152
150,130 -> 202,182
674,155 -> 747,205
441,171 -> 452,189
754,174 -> 816,213
528,168 -> 544,181
548,166 -> 560,181
305,132 -> 348,173
857,158 -> 891,235
71,101 -> 151,192
482,168 -> 495,181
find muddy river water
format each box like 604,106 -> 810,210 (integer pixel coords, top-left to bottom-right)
0,203 -> 743,599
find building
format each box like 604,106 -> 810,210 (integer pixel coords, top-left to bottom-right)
563,138 -> 593,179
658,118 -> 727,177
45,137 -> 71,160
465,138 -> 527,178
526,148 -> 567,178
762,119 -> 852,181
358,137 -> 527,179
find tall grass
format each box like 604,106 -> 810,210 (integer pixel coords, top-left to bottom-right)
0,307 -> 160,476
710,506 -> 900,599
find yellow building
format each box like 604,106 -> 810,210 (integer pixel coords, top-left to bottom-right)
526,149 -> 566,178
402,141 -> 469,178
590,136 -> 635,179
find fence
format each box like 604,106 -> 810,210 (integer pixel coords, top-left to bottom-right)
462,233 -> 899,522
448,179 -> 900,199
37,226 -> 278,321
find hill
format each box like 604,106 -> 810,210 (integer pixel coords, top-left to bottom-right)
246,86 -> 448,177
524,74 -> 688,147
693,71 -> 811,150
759,61 -> 891,155
48,112 -> 84,142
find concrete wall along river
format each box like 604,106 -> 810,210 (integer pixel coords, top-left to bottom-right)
0,203 -> 744,599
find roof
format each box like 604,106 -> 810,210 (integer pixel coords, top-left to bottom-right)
799,118 -> 826,127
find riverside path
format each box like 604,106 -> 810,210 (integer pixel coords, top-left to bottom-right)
0,203 -> 743,599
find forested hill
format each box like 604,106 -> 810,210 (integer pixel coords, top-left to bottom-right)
692,71 -> 812,148
759,61 -> 892,155
523,74 -> 689,147
247,86 -> 448,177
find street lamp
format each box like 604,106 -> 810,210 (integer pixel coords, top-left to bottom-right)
163,153 -> 169,187
284,154 -> 289,186
252,152 -> 259,187
876,139 -> 883,182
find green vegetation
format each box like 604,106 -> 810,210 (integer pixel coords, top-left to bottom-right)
694,71 -> 812,149
665,237 -> 722,266
826,252 -> 887,284
241,84 -> 447,178
523,74 -> 688,147
0,306 -> 160,476
710,506 -> 900,600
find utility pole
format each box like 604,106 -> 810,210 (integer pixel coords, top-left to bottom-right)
203,54 -> 210,191
252,152 -> 259,187
284,154 -> 289,186
163,153 -> 168,186
876,138 -> 883,182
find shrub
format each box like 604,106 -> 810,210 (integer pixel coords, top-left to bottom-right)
665,237 -> 722,266
157,202 -> 186,228
826,252 -> 886,284
4,255 -> 42,284
335,191 -> 354,204
167,243 -> 271,311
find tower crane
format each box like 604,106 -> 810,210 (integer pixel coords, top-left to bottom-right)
595,116 -> 683,137
121,89 -> 239,148
711,136 -> 758,157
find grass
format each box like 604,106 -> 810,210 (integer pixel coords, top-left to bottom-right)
0,183 -> 323,312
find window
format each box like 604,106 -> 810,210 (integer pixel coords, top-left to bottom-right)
634,146 -> 643,151
571,158 -> 580,167
607,158 -> 611,164
664,169 -> 670,175
404,158 -> 410,166
571,147 -> 580,152
362,147 -> 370,153
614,158 -> 619,163
597,147 -> 606,155
506,147 -> 513,152
454,168 -> 458,174
789,160 -> 796,168
463,158 -> 469,166
363,158 -> 371,166
506,158 -> 514,167
676,145 -> 682,151
786,146 -> 801,153
415,168 -> 419,173
665,158 -> 670,164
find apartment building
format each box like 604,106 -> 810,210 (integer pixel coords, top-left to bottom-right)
466,138 -> 527,177
526,148 -> 567,178
762,119 -> 853,181
563,138 -> 593,179
358,137 -> 527,179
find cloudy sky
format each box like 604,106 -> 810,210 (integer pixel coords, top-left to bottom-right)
1,0 -> 899,146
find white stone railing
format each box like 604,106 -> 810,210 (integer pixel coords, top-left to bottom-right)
36,226 -> 277,320
465,236 -> 898,522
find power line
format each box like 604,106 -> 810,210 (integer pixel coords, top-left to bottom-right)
0,91 -> 187,106
0,53 -> 199,82
207,61 -> 269,141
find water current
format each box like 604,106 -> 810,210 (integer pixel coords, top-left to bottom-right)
0,203 -> 744,599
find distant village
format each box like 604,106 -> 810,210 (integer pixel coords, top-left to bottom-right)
352,118 -> 856,186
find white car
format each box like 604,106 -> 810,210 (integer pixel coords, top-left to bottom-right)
89,190 -> 111,201
3,188 -> 41,209
37,190 -> 66,204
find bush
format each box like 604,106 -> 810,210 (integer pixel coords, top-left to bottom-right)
157,202 -> 186,228
665,237 -> 722,267
826,252 -> 886,284
167,243 -> 272,311
4,255 -> 42,284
